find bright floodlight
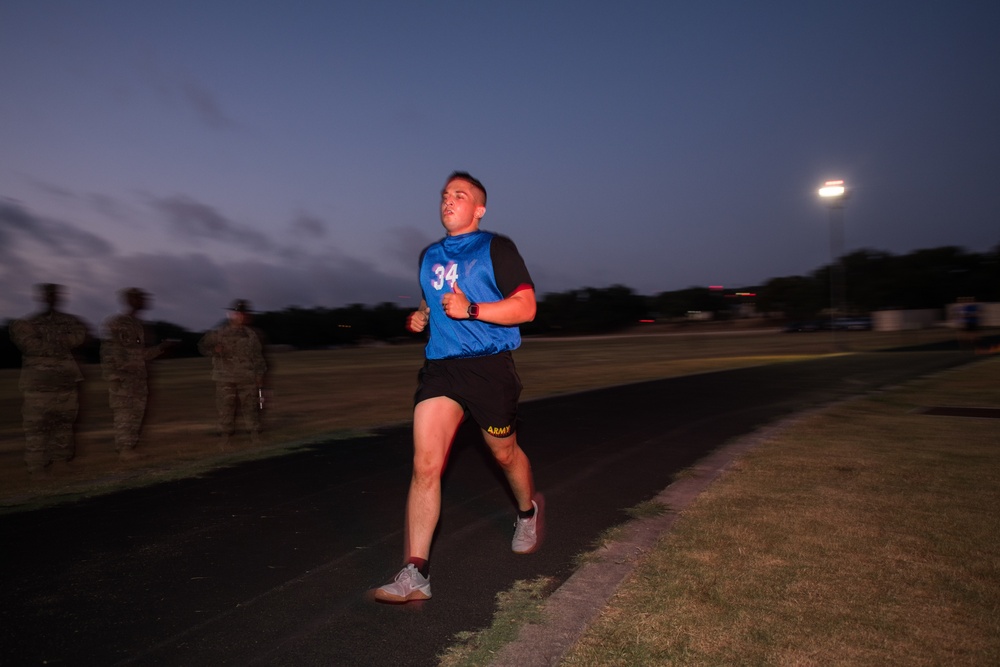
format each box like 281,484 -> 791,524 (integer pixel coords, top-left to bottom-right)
818,180 -> 846,198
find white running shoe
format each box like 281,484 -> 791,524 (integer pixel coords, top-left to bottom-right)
512,500 -> 540,554
374,564 -> 431,603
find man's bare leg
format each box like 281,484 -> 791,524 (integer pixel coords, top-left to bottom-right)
404,396 -> 464,560
482,430 -> 535,512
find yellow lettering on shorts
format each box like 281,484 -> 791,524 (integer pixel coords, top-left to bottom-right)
486,424 -> 512,437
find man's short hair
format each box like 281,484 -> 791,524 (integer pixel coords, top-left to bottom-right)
445,171 -> 487,205
120,287 -> 148,304
35,283 -> 62,302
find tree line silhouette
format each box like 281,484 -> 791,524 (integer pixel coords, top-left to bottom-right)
2,244 -> 997,368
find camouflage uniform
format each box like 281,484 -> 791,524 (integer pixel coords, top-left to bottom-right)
101,310 -> 163,455
9,300 -> 88,473
198,309 -> 267,443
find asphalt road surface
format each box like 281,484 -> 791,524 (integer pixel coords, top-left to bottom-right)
0,350 -> 974,666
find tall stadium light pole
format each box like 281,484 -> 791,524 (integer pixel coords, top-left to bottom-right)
818,180 -> 848,349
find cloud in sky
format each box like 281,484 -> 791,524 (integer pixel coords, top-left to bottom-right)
137,46 -> 238,131
178,77 -> 237,131
290,213 -> 327,240
0,195 -> 417,332
149,195 -> 274,253
0,197 -> 115,259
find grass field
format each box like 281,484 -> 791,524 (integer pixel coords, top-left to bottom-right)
0,327 -> 966,509
557,354 -> 1000,667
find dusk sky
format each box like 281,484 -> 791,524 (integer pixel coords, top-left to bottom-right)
2,1 -> 998,331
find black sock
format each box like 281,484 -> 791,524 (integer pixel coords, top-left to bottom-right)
517,506 -> 535,520
407,557 -> 429,578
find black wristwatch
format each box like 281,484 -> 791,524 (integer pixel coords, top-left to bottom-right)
467,303 -> 479,320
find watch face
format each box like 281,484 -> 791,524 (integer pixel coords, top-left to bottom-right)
468,303 -> 479,319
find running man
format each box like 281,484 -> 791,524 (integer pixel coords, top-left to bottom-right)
375,172 -> 541,603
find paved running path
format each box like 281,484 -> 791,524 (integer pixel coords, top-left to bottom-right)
0,351 -> 971,666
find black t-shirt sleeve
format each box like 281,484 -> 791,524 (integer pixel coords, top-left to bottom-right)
490,234 -> 534,298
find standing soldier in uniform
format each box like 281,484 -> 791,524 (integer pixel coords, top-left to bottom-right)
101,288 -> 172,461
9,283 -> 89,477
198,299 -> 267,449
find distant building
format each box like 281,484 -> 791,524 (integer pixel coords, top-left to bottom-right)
872,303 -> 1000,332
872,309 -> 942,332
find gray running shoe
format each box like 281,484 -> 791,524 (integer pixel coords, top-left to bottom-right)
374,564 -> 431,603
512,500 -> 540,554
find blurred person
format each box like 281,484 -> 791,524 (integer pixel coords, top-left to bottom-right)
375,172 -> 541,604
958,298 -> 980,351
8,283 -> 89,477
101,288 -> 174,461
198,299 -> 267,449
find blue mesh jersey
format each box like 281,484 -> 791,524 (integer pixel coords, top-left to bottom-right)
419,230 -> 534,360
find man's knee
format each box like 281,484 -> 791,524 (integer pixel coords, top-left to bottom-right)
412,450 -> 447,482
487,436 -> 521,468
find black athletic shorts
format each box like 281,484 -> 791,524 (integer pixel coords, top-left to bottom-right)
414,351 -> 522,438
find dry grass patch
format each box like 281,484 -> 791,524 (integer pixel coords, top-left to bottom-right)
573,500 -> 672,568
562,357 -> 1000,666
438,576 -> 557,667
